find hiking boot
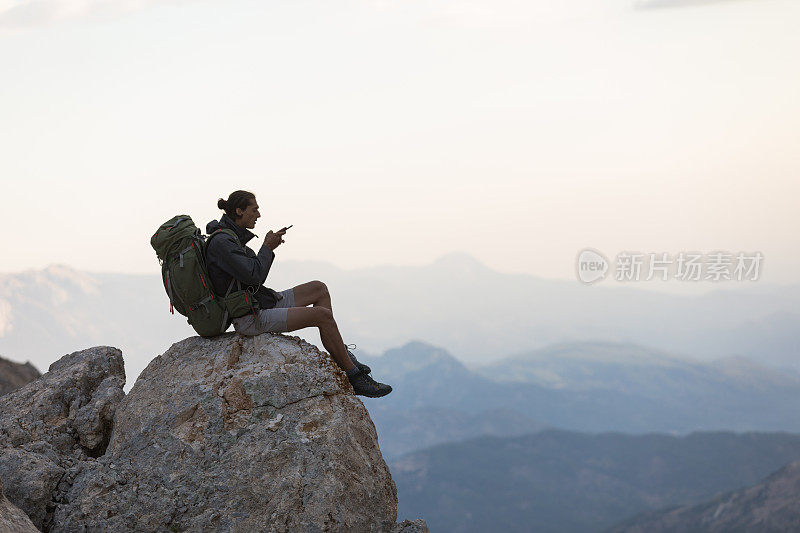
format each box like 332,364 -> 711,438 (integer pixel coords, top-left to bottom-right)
345,344 -> 371,374
347,367 -> 392,398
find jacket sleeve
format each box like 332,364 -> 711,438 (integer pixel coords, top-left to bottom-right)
209,235 -> 275,288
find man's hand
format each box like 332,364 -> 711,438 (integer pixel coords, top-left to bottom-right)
263,228 -> 287,251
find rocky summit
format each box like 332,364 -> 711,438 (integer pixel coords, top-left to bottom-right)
0,333 -> 426,533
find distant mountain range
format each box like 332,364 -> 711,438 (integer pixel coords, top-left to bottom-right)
391,430 -> 800,533
281,252 -> 799,369
4,275 -> 798,533
362,341 -> 800,442
4,261 -> 798,533
367,404 -> 544,461
0,354 -> 39,396
0,255 -> 798,384
609,460 -> 800,532
368,341 -> 800,531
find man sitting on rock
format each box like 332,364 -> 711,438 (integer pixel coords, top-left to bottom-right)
205,189 -> 392,398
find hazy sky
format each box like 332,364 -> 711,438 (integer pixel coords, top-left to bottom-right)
1,0 -> 798,288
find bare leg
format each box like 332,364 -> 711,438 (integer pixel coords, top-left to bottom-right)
291,280 -> 332,311
285,306 -> 354,372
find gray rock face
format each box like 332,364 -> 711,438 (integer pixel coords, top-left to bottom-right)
54,333 -> 399,532
0,346 -> 125,530
0,356 -> 40,397
0,477 -> 39,533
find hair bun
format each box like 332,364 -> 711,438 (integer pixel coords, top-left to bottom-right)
217,198 -> 227,210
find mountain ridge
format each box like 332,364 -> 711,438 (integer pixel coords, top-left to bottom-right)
1,260 -> 799,385
391,429 -> 800,533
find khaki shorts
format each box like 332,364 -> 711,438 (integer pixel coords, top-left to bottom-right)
231,288 -> 295,335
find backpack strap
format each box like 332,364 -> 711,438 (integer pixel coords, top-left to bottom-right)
205,228 -> 245,293
219,277 -> 237,331
206,228 -> 242,250
205,228 -> 248,293
177,244 -> 193,268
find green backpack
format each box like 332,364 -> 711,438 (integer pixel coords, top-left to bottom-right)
150,215 -> 260,337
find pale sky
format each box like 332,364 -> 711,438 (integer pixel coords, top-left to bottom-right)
1,0 -> 798,288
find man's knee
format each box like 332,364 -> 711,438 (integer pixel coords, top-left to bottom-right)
312,280 -> 329,298
310,306 -> 334,326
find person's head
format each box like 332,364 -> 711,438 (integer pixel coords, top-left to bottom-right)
217,190 -> 259,230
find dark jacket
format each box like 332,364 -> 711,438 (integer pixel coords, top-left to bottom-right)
205,214 -> 279,310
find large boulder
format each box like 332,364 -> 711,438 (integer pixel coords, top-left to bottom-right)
54,333 -> 399,532
0,346 -> 125,530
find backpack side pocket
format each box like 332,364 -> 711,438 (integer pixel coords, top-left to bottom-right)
224,291 -> 258,320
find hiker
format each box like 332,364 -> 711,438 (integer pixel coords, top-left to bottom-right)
205,190 -> 392,398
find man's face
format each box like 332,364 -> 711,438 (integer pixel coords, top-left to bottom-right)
235,199 -> 260,230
